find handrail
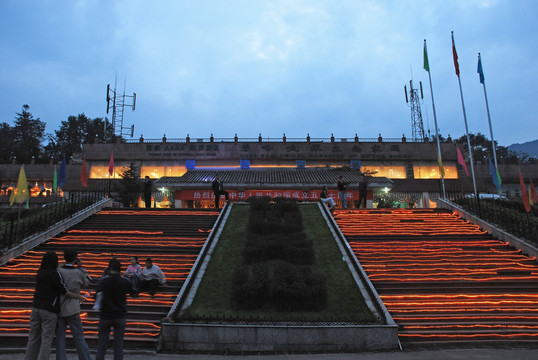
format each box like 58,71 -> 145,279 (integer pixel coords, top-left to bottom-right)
1,188 -> 108,253
317,203 -> 395,326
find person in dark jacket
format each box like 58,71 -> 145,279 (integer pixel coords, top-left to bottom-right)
25,251 -> 86,360
358,177 -> 368,209
337,176 -> 348,208
95,258 -> 136,360
143,176 -> 152,208
211,175 -> 229,209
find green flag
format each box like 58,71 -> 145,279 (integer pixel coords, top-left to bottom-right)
53,166 -> 57,194
423,40 -> 430,72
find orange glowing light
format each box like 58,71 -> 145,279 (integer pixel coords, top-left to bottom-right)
334,209 -> 538,342
66,230 -> 164,235
0,209 -> 223,344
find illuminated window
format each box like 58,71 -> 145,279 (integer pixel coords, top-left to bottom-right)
413,164 -> 458,179
140,166 -> 187,179
361,166 -> 407,179
89,164 -> 129,179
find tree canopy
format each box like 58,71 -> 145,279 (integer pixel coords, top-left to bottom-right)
43,113 -> 112,161
12,105 -> 46,164
1,105 -> 112,164
0,105 -> 534,165
454,132 -> 530,164
115,162 -> 141,207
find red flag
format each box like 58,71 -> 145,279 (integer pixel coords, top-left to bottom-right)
456,144 -> 469,176
451,31 -> 460,76
108,152 -> 114,177
519,170 -> 531,212
530,179 -> 537,204
80,156 -> 88,188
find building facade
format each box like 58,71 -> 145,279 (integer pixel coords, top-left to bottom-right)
1,135 -> 536,209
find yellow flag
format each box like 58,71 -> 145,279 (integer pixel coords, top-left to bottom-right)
9,187 -> 15,206
12,165 -> 29,205
437,152 -> 445,178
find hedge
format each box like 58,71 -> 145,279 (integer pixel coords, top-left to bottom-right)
231,197 -> 327,311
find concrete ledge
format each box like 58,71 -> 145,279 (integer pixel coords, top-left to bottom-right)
161,322 -> 399,352
1,198 -> 112,265
437,198 -> 538,259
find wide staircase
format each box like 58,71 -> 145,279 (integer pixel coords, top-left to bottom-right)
0,208 -> 219,350
334,208 -> 538,344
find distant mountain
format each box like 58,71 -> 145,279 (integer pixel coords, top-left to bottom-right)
508,139 -> 538,159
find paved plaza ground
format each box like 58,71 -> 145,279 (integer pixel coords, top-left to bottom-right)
1,347 -> 538,360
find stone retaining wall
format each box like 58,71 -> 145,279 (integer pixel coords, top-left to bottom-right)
161,322 -> 399,353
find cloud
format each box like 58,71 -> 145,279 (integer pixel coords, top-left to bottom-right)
1,0 -> 537,145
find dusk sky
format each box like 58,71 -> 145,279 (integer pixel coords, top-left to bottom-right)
1,0 -> 536,146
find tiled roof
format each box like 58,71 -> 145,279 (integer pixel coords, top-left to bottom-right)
155,168 -> 392,189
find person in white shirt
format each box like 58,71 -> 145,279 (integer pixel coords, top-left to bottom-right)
56,250 -> 92,360
139,258 -> 166,297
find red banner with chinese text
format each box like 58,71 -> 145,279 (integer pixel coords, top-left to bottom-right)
175,189 -> 360,201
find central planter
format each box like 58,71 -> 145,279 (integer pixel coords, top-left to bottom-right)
160,203 -> 400,352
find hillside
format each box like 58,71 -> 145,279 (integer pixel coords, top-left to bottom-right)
508,139 -> 538,158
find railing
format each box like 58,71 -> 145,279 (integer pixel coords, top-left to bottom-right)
168,201 -> 231,321
0,187 -> 108,253
126,136 -> 409,144
318,203 -> 393,325
445,184 -> 538,245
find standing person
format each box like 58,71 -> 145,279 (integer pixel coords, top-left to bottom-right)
56,250 -> 92,360
319,186 -> 335,212
124,256 -> 142,291
139,258 -> 166,298
358,177 -> 368,209
211,175 -> 229,209
143,176 -> 152,208
25,251 -> 86,360
95,258 -> 136,360
337,176 -> 348,209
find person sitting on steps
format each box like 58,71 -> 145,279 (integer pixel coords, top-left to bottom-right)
320,186 -> 335,213
139,258 -> 166,298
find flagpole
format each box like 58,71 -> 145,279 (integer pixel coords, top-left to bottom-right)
478,53 -> 499,174
452,32 -> 478,197
423,39 -> 446,198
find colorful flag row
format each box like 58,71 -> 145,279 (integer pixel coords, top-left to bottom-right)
8,151 -> 118,207
423,33 -> 537,213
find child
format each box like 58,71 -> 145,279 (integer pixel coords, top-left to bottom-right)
124,256 -> 142,291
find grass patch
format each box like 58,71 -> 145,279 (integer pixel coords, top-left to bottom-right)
181,204 -> 377,323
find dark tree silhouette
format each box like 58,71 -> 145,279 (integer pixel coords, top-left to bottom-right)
115,162 -> 141,207
11,105 -> 46,164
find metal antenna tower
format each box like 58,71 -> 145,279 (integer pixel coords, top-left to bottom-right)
106,77 -> 136,139
404,79 -> 426,142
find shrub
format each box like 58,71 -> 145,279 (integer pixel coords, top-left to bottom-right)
273,197 -> 300,214
285,242 -> 315,265
231,263 -> 269,310
271,262 -> 327,311
232,198 -> 328,311
248,196 -> 271,211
